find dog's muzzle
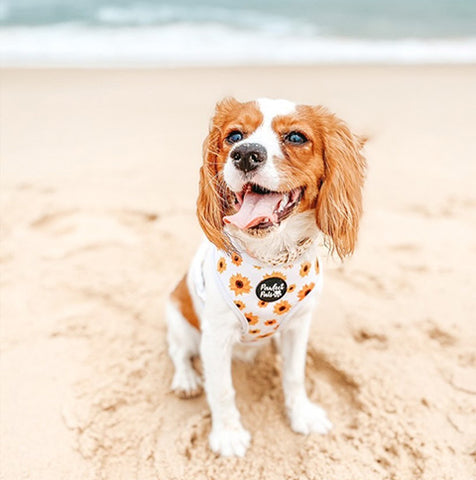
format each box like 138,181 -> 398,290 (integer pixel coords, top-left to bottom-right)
231,143 -> 267,174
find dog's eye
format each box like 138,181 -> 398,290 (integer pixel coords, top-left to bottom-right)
285,131 -> 307,144
226,131 -> 244,144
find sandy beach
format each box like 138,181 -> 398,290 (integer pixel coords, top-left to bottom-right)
1,65 -> 475,479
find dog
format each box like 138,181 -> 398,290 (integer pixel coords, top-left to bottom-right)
166,97 -> 366,457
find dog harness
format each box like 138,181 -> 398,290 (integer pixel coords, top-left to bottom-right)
211,246 -> 320,343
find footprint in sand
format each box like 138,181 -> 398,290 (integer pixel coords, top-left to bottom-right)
305,346 -> 362,410
405,196 -> 476,219
334,269 -> 387,294
388,243 -> 420,252
30,209 -> 140,259
421,319 -> 457,347
113,209 -> 159,229
352,328 -> 388,347
30,209 -> 80,234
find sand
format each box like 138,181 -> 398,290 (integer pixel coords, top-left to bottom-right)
1,66 -> 475,480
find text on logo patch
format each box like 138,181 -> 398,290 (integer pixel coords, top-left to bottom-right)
255,277 -> 287,302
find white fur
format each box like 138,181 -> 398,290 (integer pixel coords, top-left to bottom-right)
278,298 -> 332,434
223,98 -> 296,193
227,210 -> 320,263
166,301 -> 202,396
166,239 -> 330,456
166,98 -> 331,457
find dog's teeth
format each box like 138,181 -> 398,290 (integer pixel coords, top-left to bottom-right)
278,194 -> 289,212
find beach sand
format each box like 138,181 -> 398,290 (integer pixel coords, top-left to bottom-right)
1,66 -> 475,480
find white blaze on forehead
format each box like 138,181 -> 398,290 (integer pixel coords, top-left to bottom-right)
223,98 -> 296,192
256,98 -> 296,121
243,98 -> 296,190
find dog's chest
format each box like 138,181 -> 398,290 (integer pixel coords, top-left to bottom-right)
213,248 -> 320,342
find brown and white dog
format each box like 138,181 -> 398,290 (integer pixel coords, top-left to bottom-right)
166,97 -> 366,457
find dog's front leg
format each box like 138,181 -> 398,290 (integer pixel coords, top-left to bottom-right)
280,310 -> 333,435
201,325 -> 250,457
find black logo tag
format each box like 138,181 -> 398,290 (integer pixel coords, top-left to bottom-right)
256,277 -> 287,302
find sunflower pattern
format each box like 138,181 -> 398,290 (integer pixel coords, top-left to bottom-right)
215,249 -> 320,343
298,282 -> 315,301
263,271 -> 287,281
258,332 -> 274,339
229,273 -> 252,296
274,300 -> 292,315
300,261 -> 311,277
217,257 -> 227,273
234,300 -> 245,310
231,253 -> 243,266
244,312 -> 259,325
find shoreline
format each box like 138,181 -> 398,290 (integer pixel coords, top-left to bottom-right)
2,26 -> 476,68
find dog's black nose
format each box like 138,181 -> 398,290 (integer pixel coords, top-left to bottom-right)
231,143 -> 267,173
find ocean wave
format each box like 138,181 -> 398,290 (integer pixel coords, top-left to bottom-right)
95,4 -> 317,36
1,24 -> 475,66
0,1 -> 9,22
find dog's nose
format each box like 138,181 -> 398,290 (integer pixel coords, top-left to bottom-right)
231,143 -> 267,173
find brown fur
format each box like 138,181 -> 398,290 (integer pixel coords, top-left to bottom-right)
273,105 -> 366,258
197,98 -> 366,259
197,97 -> 263,251
311,106 -> 366,258
170,274 -> 200,330
271,111 -> 325,211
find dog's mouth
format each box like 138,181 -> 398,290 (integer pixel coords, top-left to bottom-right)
224,183 -> 304,231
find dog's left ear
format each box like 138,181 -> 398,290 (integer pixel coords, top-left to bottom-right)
315,108 -> 367,259
197,97 -> 240,251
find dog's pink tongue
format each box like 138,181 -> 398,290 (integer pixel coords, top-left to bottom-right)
224,191 -> 282,230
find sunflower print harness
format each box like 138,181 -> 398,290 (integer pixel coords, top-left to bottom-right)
213,248 -> 320,343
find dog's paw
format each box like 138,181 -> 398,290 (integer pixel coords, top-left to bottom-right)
209,424 -> 251,457
171,368 -> 203,399
289,399 -> 332,435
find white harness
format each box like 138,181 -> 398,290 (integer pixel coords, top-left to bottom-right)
199,244 -> 320,343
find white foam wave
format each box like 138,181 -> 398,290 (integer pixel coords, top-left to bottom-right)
95,4 -> 315,35
1,24 -> 475,66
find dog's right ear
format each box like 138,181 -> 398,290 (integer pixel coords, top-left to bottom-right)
197,98 -> 240,251
314,108 -> 367,259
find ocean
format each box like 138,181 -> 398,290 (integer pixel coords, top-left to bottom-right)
1,0 -> 475,66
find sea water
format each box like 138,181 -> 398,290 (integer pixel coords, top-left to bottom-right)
1,0 -> 475,65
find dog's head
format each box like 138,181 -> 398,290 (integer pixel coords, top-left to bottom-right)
197,97 -> 366,259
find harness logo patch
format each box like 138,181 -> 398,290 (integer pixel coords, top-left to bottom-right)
256,277 -> 287,302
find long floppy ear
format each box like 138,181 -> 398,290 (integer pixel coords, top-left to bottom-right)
316,110 -> 367,259
196,97 -> 239,251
